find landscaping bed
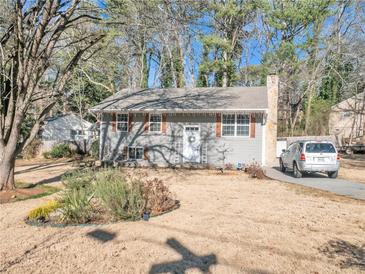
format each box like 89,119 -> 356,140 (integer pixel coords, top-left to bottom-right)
25,169 -> 179,225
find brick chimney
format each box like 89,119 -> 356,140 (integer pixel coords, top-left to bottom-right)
265,75 -> 278,166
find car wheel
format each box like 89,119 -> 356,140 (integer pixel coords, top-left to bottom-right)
293,162 -> 302,178
328,171 -> 338,179
280,158 -> 286,173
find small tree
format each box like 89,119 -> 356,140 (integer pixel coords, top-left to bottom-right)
0,0 -> 103,190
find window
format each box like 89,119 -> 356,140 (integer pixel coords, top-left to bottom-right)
117,114 -> 128,132
222,114 -> 235,136
75,130 -> 85,136
222,114 -> 250,137
128,147 -> 144,160
236,114 -> 250,136
305,143 -> 336,153
149,114 -> 162,132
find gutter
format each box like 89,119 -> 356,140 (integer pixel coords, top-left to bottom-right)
89,108 -> 269,114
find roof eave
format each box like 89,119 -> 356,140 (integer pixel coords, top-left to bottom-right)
89,108 -> 268,114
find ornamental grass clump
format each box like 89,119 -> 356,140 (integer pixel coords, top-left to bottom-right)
59,169 -> 95,224
94,170 -> 145,221
59,187 -> 94,224
62,169 -> 94,191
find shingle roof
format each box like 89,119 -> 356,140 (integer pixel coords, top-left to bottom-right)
90,86 -> 268,113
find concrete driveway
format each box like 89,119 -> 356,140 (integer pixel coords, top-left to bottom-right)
265,167 -> 365,201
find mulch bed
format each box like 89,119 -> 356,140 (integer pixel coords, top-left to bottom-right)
0,188 -> 44,204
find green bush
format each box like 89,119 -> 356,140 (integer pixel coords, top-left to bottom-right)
62,169 -> 94,191
48,143 -> 72,158
28,200 -> 61,221
59,187 -> 94,224
59,169 -> 95,223
94,170 -> 145,220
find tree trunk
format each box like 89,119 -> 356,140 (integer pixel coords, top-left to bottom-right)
304,84 -> 314,135
222,50 -> 228,88
0,156 -> 16,190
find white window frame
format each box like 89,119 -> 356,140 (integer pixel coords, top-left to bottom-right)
117,113 -> 129,132
236,114 -> 250,137
221,113 -> 250,137
149,113 -> 162,133
128,146 -> 144,160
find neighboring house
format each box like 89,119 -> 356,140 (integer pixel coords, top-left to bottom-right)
90,75 -> 278,167
329,92 -> 365,146
40,113 -> 94,153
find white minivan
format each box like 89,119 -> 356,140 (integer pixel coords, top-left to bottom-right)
279,141 -> 340,178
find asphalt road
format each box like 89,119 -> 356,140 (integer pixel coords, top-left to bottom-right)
265,167 -> 365,201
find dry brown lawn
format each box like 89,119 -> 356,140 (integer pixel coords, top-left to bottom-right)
339,156 -> 365,184
0,162 -> 364,273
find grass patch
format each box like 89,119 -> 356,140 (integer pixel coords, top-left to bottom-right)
14,181 -> 60,202
15,181 -> 32,188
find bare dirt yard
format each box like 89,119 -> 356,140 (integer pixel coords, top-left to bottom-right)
0,162 -> 364,273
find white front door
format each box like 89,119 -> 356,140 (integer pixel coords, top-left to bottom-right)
183,126 -> 201,163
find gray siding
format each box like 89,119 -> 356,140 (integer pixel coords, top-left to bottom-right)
42,114 -> 93,141
100,113 -> 264,167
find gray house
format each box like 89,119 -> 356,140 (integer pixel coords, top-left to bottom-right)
41,113 -> 94,141
39,113 -> 94,153
90,75 -> 278,167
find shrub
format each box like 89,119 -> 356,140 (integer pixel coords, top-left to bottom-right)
59,187 -> 94,224
58,169 -> 95,224
23,139 -> 42,159
94,170 -> 145,220
28,200 -> 61,221
143,178 -> 178,215
42,151 -> 51,159
245,162 -> 266,179
62,169 -> 94,191
48,143 -> 72,158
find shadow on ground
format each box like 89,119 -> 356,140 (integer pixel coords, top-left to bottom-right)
272,166 -> 329,179
17,173 -> 67,188
319,239 -> 365,270
87,229 -> 117,243
15,162 -> 70,175
149,238 -> 217,274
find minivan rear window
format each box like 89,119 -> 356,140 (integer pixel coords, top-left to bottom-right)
305,143 -> 336,153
